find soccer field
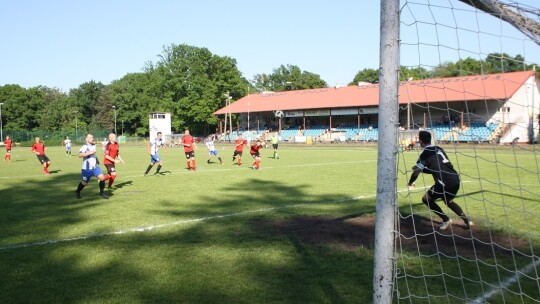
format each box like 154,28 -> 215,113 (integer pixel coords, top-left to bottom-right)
0,144 -> 538,303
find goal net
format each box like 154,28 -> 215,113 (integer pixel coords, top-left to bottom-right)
382,0 -> 540,303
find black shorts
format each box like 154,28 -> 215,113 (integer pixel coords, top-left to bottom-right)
185,151 -> 195,159
429,183 -> 459,203
37,155 -> 50,164
233,150 -> 243,157
5,149 -> 11,153
105,164 -> 116,174
272,144 -> 278,149
251,152 -> 260,158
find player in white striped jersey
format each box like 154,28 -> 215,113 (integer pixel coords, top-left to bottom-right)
75,133 -> 111,199
205,136 -> 223,164
144,132 -> 165,176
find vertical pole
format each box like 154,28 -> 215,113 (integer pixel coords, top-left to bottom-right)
0,103 -> 4,142
373,0 -> 400,303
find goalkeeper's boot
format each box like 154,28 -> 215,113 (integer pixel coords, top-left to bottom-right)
439,219 -> 452,230
462,216 -> 473,229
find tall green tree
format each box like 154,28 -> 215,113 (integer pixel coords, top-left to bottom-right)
147,44 -> 248,135
252,64 -> 327,92
68,80 -> 107,131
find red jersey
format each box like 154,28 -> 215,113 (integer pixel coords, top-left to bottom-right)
5,139 -> 12,150
31,142 -> 46,155
104,142 -> 120,165
235,138 -> 247,152
250,144 -> 262,154
182,135 -> 195,152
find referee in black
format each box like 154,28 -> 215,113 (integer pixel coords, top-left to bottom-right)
407,130 -> 472,230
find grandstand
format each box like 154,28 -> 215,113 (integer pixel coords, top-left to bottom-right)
214,71 -> 539,144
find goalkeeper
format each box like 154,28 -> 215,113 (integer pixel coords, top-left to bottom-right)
407,131 -> 472,230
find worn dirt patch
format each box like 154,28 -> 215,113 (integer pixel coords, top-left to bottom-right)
260,214 -> 531,259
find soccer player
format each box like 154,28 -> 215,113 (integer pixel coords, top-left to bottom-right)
407,130 -> 472,230
250,140 -> 264,170
4,135 -> 12,162
205,135 -> 222,164
31,136 -> 51,175
270,132 -> 280,159
181,129 -> 197,171
232,134 -> 247,166
63,136 -> 72,156
144,131 -> 164,176
75,133 -> 111,199
104,133 -> 125,188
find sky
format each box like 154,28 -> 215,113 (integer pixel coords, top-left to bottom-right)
1,0 -> 539,92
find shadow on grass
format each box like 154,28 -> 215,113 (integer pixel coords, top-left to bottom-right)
0,173 -> 381,303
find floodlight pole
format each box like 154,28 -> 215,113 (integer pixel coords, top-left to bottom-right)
0,102 -> 4,142
74,111 -> 78,141
373,0 -> 400,303
112,106 -> 117,134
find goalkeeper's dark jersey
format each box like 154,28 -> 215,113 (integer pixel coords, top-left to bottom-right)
415,145 -> 460,188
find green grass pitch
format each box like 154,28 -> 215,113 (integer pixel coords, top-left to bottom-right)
0,143 -> 538,303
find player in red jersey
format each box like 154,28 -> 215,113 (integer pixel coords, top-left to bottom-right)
4,135 -> 13,162
181,129 -> 197,171
103,133 -> 125,188
232,134 -> 247,166
250,140 -> 264,170
31,136 -> 51,175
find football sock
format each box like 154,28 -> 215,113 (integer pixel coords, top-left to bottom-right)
108,175 -> 116,188
423,197 -> 449,222
218,157 -> 222,164
447,201 -> 465,218
207,159 -> 210,164
232,156 -> 236,161
145,165 -> 153,174
155,165 -> 162,174
76,182 -> 85,192
103,174 -> 111,181
99,181 -> 105,193
186,161 -> 191,169
192,160 -> 196,169
256,160 -> 260,169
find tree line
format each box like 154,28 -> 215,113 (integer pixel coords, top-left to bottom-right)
0,45 -> 535,137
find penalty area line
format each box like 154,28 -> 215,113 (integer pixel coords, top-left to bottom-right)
0,191 -> 384,251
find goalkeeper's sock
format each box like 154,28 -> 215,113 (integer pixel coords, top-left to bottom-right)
156,165 -> 162,174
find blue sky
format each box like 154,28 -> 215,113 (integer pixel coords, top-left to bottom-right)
1,0 -> 538,92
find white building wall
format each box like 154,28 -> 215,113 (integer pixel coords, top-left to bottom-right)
499,75 -> 540,144
149,112 -> 172,143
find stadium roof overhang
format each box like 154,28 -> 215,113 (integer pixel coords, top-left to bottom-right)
213,70 -> 536,115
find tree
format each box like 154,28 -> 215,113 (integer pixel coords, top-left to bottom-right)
68,81 -> 107,131
349,68 -> 379,85
252,64 -> 327,92
145,44 -> 248,135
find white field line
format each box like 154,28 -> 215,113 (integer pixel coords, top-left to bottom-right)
0,186 -> 422,251
468,258 -> 540,304
0,195 -> 368,251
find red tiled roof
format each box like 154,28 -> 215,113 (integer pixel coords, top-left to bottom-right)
214,70 -> 536,115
